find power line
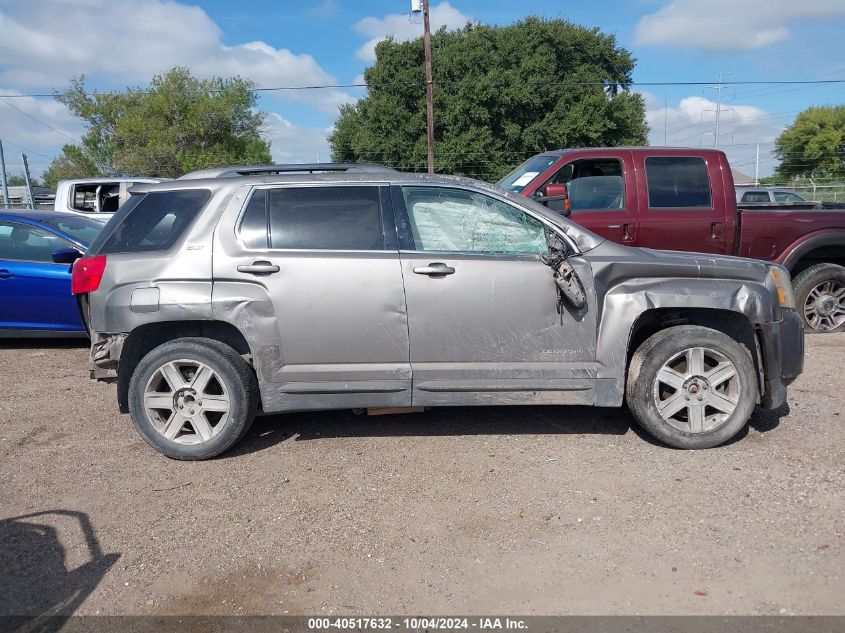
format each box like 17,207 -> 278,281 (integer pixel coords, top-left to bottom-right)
0,98 -> 80,143
1,79 -> 844,99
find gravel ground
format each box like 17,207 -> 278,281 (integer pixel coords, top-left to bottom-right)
0,334 -> 843,617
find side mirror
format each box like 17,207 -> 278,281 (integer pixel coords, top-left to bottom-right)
545,228 -> 570,256
52,248 -> 83,264
535,183 -> 571,215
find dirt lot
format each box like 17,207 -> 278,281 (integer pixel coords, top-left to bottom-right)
1,335 -> 843,617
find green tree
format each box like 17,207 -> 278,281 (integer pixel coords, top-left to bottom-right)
330,17 -> 647,181
5,174 -> 28,186
774,106 -> 845,181
41,146 -> 102,189
44,67 -> 272,182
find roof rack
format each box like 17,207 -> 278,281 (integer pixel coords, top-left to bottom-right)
178,163 -> 398,180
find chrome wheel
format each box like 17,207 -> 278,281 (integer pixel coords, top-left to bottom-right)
143,359 -> 230,445
803,280 -> 845,332
653,347 -> 741,434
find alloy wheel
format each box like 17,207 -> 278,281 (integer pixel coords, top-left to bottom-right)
143,359 -> 230,445
653,347 -> 741,434
803,280 -> 845,332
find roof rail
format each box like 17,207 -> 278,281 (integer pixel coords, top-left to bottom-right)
178,163 -> 398,180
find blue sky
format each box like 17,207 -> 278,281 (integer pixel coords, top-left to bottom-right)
1,0 -> 843,179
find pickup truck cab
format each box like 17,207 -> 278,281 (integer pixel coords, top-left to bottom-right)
55,178 -> 162,223
736,187 -> 813,206
499,148 -> 845,332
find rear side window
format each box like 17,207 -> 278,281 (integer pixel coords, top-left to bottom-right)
262,186 -> 384,250
645,157 -> 712,209
741,191 -> 770,203
94,190 -> 210,254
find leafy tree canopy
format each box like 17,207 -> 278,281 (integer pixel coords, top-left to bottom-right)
330,17 -> 648,181
774,106 -> 845,181
4,173 -> 37,187
42,67 -> 271,188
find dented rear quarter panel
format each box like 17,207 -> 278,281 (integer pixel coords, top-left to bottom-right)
87,184 -> 236,334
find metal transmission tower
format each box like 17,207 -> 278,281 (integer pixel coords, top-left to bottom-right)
704,72 -> 734,149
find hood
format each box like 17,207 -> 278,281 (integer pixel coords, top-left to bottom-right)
585,240 -> 772,284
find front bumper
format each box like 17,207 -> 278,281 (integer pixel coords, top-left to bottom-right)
758,308 -> 804,409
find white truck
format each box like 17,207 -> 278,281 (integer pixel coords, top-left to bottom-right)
54,178 -> 162,223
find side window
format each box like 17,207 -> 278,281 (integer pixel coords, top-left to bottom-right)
645,157 -> 712,209
741,191 -> 771,203
268,186 -> 384,250
94,189 -> 210,255
0,221 -> 70,263
238,189 -> 269,249
400,186 -> 547,254
774,191 -> 804,203
550,158 -> 625,212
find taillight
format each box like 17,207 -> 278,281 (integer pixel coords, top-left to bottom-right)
71,255 -> 107,295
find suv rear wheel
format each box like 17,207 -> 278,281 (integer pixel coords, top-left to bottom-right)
128,338 -> 258,460
626,326 -> 757,449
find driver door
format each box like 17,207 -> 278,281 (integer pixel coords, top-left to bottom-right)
393,185 -> 598,407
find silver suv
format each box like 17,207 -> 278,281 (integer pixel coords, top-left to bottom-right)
73,164 -> 804,459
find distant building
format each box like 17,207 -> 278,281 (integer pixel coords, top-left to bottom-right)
732,169 -> 755,186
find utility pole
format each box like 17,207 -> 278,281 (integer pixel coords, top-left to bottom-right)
422,0 -> 435,173
664,91 -> 668,147
754,144 -> 760,186
21,153 -> 34,207
0,140 -> 9,207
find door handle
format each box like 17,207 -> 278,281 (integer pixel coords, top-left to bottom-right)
0,269 -> 12,279
622,223 -> 636,242
237,261 -> 280,275
413,263 -> 455,276
710,222 -> 724,239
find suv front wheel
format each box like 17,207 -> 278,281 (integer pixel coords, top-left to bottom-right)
128,338 -> 259,460
626,326 -> 758,449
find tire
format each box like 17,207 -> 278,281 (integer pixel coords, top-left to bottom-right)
792,263 -> 845,333
626,325 -> 758,449
128,337 -> 258,460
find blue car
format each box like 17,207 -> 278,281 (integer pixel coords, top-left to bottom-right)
0,210 -> 103,337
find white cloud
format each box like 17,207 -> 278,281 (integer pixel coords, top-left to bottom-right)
354,1 -> 472,61
643,92 -> 790,177
634,0 -> 845,51
265,113 -> 331,165
0,90 -> 84,177
0,0 -> 352,113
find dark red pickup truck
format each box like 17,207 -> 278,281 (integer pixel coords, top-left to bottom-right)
499,147 -> 845,333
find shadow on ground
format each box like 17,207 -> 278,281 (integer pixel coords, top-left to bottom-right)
231,405 -> 631,457
0,338 -> 88,350
230,401 -> 791,457
0,510 -> 119,631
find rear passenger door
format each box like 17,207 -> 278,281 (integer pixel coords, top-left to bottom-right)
213,184 -> 412,412
634,154 -> 732,254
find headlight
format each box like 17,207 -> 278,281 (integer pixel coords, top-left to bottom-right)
769,266 -> 796,309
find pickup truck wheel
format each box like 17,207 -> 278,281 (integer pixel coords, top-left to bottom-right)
626,326 -> 757,449
792,263 -> 845,333
128,338 -> 258,460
